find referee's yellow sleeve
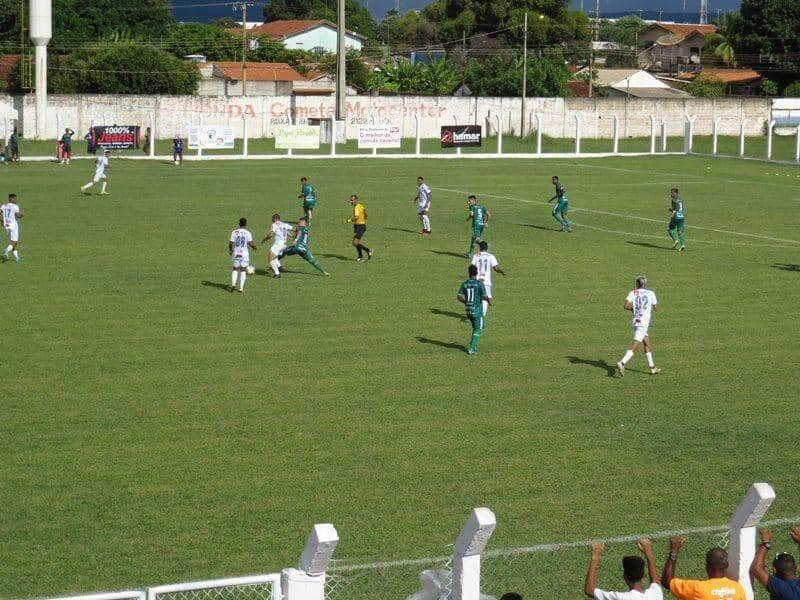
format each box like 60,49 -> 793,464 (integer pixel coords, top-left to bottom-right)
353,204 -> 366,225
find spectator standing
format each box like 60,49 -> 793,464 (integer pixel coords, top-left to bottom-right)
85,129 -> 96,155
661,537 -> 745,600
60,128 -> 74,165
585,538 -> 662,599
750,527 -> 800,599
9,127 -> 19,162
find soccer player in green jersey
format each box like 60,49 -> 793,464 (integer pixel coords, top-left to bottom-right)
279,217 -> 330,276
667,187 -> 686,251
466,195 -> 491,258
299,177 -> 317,222
548,175 -> 572,232
457,264 -> 491,355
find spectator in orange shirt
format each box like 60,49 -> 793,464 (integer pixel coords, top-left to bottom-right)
661,537 -> 745,600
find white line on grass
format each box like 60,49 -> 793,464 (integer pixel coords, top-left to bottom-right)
433,187 -> 800,246
329,515 -> 800,572
572,222 -> 793,248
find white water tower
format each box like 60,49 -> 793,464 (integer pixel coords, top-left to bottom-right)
29,0 -> 52,139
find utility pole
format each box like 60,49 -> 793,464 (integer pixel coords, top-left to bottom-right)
335,0 -> 346,120
521,12 -> 528,137
589,0 -> 599,98
233,1 -> 254,96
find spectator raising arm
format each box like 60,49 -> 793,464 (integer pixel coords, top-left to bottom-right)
637,538 -> 660,584
750,528 -> 773,589
661,536 -> 685,589
584,542 -> 604,598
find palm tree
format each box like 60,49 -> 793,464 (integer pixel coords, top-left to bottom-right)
708,12 -> 741,67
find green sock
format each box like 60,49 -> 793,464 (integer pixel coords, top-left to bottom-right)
304,253 -> 326,274
468,237 -> 476,254
678,233 -> 686,246
553,213 -> 565,228
668,229 -> 678,242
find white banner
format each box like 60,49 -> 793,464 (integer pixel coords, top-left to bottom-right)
274,125 -> 320,149
358,125 -> 402,148
188,126 -> 234,149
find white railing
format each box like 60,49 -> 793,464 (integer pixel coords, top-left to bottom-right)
147,574 -> 281,600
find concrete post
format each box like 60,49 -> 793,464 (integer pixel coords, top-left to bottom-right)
683,115 -> 696,154
330,117 -> 336,157
649,115 -> 657,154
149,114 -> 156,159
496,113 -> 502,155
727,483 -> 775,600
661,117 -> 668,152
414,114 -> 421,157
242,114 -> 248,157
612,115 -> 619,154
197,116 -> 203,159
454,114 -> 461,156
766,119 -> 776,160
795,125 -> 800,163
450,508 -> 496,600
286,109 -> 293,158
712,117 -> 721,154
282,523 -> 339,600
739,119 -> 747,157
534,113 -> 542,155
574,114 -> 581,155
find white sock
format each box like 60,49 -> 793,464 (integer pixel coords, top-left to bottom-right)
81,182 -> 91,190
101,181 -> 107,193
270,258 -> 280,275
621,350 -> 634,364
231,270 -> 238,287
422,215 -> 430,231
238,271 -> 247,290
645,352 -> 655,368
482,299 -> 489,317
4,245 -> 11,256
418,213 -> 425,228
12,250 -> 19,260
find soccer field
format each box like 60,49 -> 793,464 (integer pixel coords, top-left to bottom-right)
1,154 -> 799,599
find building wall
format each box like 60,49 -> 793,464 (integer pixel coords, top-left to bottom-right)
282,27 -> 362,53
0,93 -> 774,141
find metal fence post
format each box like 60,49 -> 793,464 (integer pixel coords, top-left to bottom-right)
282,524 -> 338,600
451,508 -> 496,600
728,483 -> 775,600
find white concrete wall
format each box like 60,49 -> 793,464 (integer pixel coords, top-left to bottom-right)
0,93 -> 773,140
282,26 -> 362,53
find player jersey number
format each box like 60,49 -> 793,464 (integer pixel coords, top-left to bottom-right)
234,235 -> 246,247
465,288 -> 475,303
634,295 -> 649,313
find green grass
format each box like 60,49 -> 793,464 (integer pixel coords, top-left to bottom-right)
1,154 -> 799,599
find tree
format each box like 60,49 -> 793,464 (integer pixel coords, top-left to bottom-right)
464,52 -> 569,97
247,35 -> 314,72
52,43 -> 199,94
165,23 -> 240,61
316,50 -> 372,90
736,0 -> 800,85
784,82 -> 800,97
687,73 -> 726,97
598,15 -> 645,48
704,12 -> 741,67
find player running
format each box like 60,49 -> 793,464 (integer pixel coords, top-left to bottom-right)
414,176 -> 432,235
80,150 -> 111,195
229,217 -> 257,293
60,128 -> 74,165
2,193 -> 23,262
617,276 -> 661,376
466,195 -> 490,258
667,187 -> 686,251
548,175 -> 572,232
457,264 -> 491,355
279,217 -> 329,276
172,137 -> 184,165
470,241 -> 506,318
299,177 -> 317,221
261,213 -> 293,278
343,194 -> 373,262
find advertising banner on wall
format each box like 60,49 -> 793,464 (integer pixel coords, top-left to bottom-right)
92,125 -> 140,149
188,126 -> 235,149
440,125 -> 482,148
274,125 -> 320,149
357,125 -> 402,149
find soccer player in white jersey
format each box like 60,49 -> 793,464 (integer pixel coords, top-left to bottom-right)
1,193 -> 23,262
414,176 -> 432,235
261,213 -> 293,278
617,276 -> 661,376
80,150 -> 111,195
229,217 -> 257,293
470,240 -> 506,317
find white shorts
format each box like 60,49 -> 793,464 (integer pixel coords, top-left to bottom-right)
93,171 -> 106,183
232,258 -> 250,269
270,242 -> 285,257
632,326 -> 650,343
4,225 -> 18,243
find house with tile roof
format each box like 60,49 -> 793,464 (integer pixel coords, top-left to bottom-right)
639,22 -> 718,74
230,20 -> 364,54
677,68 -> 763,95
197,61 -> 306,96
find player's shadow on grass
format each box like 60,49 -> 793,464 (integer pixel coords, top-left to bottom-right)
519,223 -> 558,232
625,241 -> 672,251
567,356 -> 618,378
201,280 -> 231,292
430,308 -> 468,322
416,337 -> 465,352
319,253 -> 353,261
431,250 -> 466,259
773,263 -> 800,272
384,227 -> 418,234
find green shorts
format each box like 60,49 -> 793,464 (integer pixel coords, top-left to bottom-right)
282,245 -> 309,258
303,200 -> 316,210
668,216 -> 685,230
552,201 -> 569,215
467,313 -> 484,332
472,225 -> 484,239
